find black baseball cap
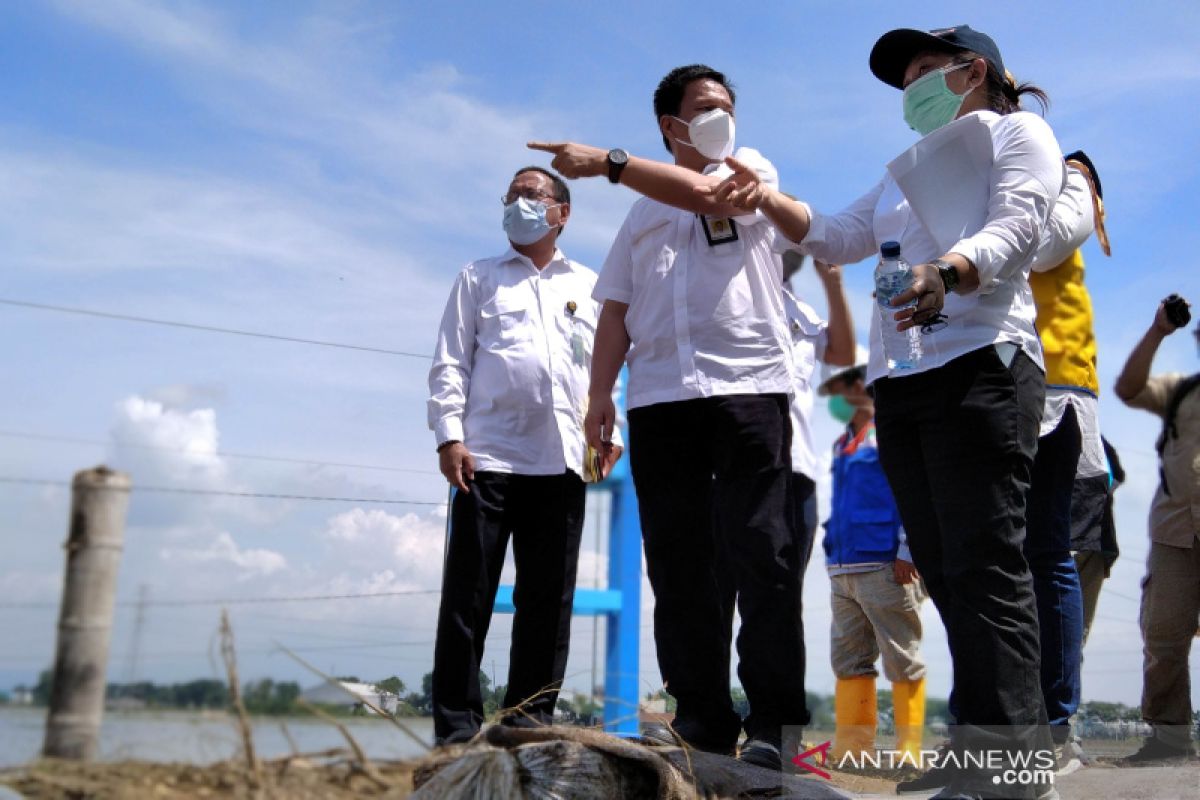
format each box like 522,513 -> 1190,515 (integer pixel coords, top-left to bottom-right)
870,25 -> 1005,90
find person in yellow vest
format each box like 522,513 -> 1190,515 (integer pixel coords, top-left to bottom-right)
1026,148 -> 1110,769
1029,152 -> 1117,648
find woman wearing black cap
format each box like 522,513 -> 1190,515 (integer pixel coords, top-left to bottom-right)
704,24 -> 1065,799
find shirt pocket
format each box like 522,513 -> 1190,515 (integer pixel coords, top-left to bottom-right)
848,507 -> 897,559
478,297 -> 528,347
630,217 -> 676,285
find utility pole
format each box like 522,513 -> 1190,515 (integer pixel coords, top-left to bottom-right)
42,466 -> 131,759
123,584 -> 149,690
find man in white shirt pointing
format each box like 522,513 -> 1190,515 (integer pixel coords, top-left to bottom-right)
529,64 -> 807,770
427,166 -> 622,745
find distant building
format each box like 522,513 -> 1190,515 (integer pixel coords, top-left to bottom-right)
300,681 -> 399,714
10,686 -> 33,706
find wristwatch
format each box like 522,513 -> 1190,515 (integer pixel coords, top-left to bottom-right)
606,148 -> 629,184
932,258 -> 959,293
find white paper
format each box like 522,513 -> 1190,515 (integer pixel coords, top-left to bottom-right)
886,115 -> 994,255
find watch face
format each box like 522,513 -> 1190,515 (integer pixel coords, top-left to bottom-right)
609,149 -> 628,165
939,264 -> 958,289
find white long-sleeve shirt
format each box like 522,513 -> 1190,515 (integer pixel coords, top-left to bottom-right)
427,247 -> 605,477
1032,165 -> 1094,274
783,287 -> 828,481
794,110 -> 1065,385
593,147 -> 793,409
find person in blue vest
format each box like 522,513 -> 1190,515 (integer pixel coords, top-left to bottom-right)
819,353 -> 927,765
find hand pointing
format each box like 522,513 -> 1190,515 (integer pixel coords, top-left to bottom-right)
527,141 -> 607,179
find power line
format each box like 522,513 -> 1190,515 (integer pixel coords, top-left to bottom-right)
0,588 -> 443,610
0,476 -> 443,507
0,297 -> 430,359
0,429 -> 438,476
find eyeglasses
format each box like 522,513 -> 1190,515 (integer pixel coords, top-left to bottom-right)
501,190 -> 555,206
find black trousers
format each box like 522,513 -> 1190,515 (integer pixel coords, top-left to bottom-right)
629,394 -> 808,748
874,346 -> 1046,736
431,470 -> 585,743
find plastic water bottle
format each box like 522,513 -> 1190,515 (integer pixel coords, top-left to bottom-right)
874,241 -> 923,370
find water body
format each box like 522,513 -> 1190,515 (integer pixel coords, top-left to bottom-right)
0,707 -> 435,768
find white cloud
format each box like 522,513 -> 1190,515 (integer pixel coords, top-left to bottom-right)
110,395 -> 227,486
161,530 -> 287,578
0,147 -> 414,277
43,0 -> 572,229
322,508 -> 445,589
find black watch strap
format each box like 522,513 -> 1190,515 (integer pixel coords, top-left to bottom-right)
606,148 -> 629,184
933,259 -> 959,292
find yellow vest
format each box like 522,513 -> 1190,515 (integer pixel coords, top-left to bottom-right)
1030,249 -> 1099,394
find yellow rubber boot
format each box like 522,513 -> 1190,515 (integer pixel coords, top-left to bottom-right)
832,676 -> 877,763
892,678 -> 926,761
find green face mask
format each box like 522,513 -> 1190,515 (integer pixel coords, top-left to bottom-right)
903,62 -> 971,136
828,395 -> 855,424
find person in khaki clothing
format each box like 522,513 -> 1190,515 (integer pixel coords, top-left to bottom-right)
1114,295 -> 1200,762
818,358 -> 926,763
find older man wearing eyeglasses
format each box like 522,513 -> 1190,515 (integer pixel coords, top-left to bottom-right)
427,165 -> 622,745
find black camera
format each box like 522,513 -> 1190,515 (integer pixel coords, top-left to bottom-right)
1163,294 -> 1192,328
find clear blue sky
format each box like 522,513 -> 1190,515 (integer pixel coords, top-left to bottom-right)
0,1 -> 1196,710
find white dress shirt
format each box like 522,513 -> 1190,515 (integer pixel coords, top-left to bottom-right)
783,286 -> 827,480
793,111 -> 1065,385
428,247 -> 604,477
1032,165 -> 1094,275
593,147 -> 793,409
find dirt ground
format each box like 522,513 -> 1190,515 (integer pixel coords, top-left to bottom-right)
0,758 -> 419,799
0,756 -> 911,799
0,759 -> 899,799
3,745 -> 1195,799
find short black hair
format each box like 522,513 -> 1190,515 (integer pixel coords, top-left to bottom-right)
653,64 -> 736,154
512,166 -> 570,206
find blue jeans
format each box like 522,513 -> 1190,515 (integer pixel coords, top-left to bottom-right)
1025,402 -> 1084,738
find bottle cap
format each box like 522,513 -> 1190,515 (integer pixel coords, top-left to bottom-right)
880,241 -> 901,257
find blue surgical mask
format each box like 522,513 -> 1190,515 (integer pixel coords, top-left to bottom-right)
503,196 -> 559,245
903,62 -> 972,136
828,395 -> 855,424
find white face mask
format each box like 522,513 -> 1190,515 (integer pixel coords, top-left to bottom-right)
671,108 -> 735,161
